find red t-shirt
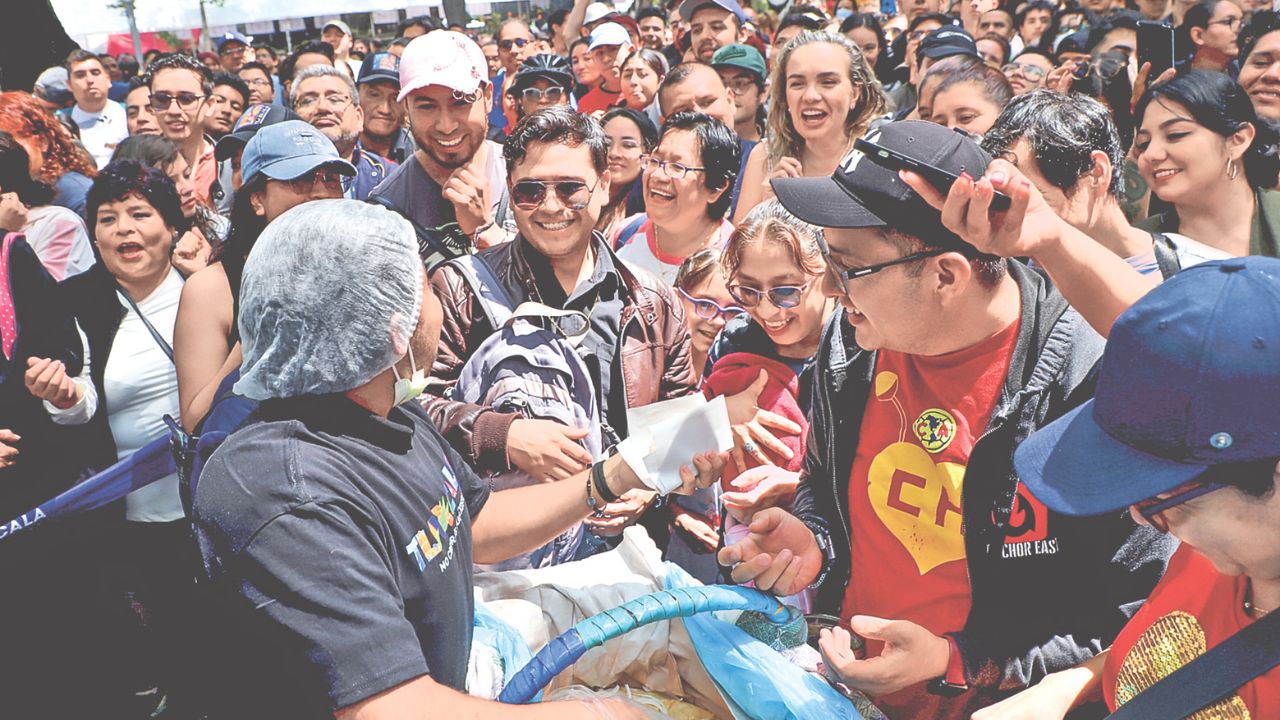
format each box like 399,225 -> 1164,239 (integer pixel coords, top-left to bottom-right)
577,85 -> 623,115
841,316 -> 1020,718
1104,544 -> 1280,716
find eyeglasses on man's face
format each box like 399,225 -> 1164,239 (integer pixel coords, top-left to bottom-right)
150,92 -> 206,111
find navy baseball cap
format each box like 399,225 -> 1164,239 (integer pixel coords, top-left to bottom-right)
679,0 -> 748,23
918,27 -> 979,62
772,120 -> 990,245
215,104 -> 299,161
358,52 -> 400,86
216,31 -> 252,53
241,120 -> 355,186
1015,257 -> 1280,516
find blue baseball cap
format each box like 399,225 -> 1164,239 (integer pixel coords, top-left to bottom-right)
1015,257 -> 1280,516
240,120 -> 355,186
215,104 -> 300,162
357,52 -> 400,86
216,31 -> 252,53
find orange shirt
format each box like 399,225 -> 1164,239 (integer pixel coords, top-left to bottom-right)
577,85 -> 623,115
1105,544 -> 1280,717
842,316 -> 1020,718
193,136 -> 217,208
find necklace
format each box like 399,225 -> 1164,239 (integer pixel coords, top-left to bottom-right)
1244,581 -> 1274,618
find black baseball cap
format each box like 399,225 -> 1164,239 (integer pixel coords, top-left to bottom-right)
358,52 -> 400,87
215,104 -> 300,162
918,27 -> 980,62
771,120 -> 993,245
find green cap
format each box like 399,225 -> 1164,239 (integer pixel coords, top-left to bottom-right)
711,44 -> 766,81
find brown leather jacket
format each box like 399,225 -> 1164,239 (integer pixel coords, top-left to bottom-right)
423,234 -> 696,471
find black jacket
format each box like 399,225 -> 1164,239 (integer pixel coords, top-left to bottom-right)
0,235 -> 85,520
793,261 -> 1177,690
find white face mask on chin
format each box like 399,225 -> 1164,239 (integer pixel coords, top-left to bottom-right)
392,346 -> 429,407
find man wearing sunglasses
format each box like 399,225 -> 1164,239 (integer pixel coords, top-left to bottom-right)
489,20 -> 536,137
371,32 -> 513,250
719,121 -> 1173,717
149,53 -> 219,207
425,106 -> 700,537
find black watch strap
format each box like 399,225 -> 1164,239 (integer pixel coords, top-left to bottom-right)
592,460 -> 620,504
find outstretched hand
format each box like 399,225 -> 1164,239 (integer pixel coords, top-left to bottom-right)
716,507 -> 821,596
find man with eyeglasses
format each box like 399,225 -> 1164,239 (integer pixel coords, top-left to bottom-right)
370,31 -> 514,250
149,53 -> 219,207
505,54 -> 575,124
719,121 -> 1173,718
238,61 -> 275,105
216,31 -> 253,74
426,106 -> 701,543
292,65 -> 392,201
711,44 -> 766,143
355,52 -> 414,165
489,20 -> 536,138
1002,49 -> 1053,95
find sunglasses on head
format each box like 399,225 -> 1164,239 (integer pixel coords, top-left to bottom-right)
510,179 -> 600,210
677,288 -> 743,320
150,92 -> 206,111
727,282 -> 809,309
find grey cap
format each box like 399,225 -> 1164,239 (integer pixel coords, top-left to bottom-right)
240,120 -> 355,186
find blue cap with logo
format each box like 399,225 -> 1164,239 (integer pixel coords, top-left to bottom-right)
678,0 -> 748,22
358,52 -> 401,86
216,31 -> 252,53
1015,257 -> 1280,516
240,120 -> 356,186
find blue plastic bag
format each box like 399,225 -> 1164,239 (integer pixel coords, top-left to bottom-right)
474,601 -> 541,701
664,564 -> 862,720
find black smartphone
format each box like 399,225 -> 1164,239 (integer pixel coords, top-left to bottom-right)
854,137 -> 1012,211
1138,20 -> 1176,79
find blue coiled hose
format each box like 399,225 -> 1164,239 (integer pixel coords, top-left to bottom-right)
498,584 -> 798,704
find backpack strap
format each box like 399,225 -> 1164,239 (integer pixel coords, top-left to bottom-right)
1106,609 -> 1280,720
1150,232 -> 1182,280
448,253 -> 519,330
613,215 -> 647,251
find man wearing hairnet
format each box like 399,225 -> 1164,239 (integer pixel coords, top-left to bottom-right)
191,200 -> 725,719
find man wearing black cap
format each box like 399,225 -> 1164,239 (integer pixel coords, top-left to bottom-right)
356,52 -> 414,165
214,103 -> 301,197
719,121 -> 1173,718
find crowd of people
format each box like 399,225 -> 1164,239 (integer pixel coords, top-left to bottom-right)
2,0 -> 1279,717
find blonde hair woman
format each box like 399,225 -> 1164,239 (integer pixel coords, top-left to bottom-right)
733,30 -> 887,223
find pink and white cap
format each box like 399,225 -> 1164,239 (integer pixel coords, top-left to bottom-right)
397,30 -> 490,102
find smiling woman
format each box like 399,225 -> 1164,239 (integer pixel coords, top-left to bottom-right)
734,31 -> 887,223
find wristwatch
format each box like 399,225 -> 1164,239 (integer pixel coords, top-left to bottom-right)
804,523 -> 838,590
927,634 -> 970,697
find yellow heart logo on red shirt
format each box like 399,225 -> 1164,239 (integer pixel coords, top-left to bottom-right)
867,441 -> 966,575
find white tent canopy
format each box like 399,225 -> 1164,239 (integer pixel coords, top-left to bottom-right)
51,0 -> 447,47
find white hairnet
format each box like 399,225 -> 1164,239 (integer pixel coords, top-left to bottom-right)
235,199 -> 424,401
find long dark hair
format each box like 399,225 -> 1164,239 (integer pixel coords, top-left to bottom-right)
216,175 -> 268,307
840,12 -> 892,85
0,131 -> 55,206
1136,70 -> 1280,189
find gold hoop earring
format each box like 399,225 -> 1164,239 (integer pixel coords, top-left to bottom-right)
1227,157 -> 1240,180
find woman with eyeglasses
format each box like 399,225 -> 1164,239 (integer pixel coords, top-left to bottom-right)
1175,0 -> 1242,74
504,54 -> 576,130
970,258 -> 1280,720
597,107 -> 658,237
1134,70 -> 1280,258
1234,11 -> 1280,122
612,112 -> 741,285
620,48 -> 669,128
662,248 -> 742,581
174,121 -> 352,431
734,30 -> 888,224
1002,48 -> 1054,95
704,200 -> 830,606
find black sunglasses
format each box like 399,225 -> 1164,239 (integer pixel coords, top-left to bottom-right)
150,92 -> 206,111
510,179 -> 599,210
499,38 -> 531,50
